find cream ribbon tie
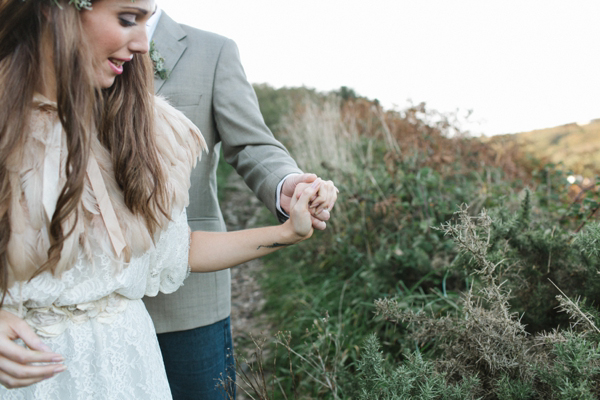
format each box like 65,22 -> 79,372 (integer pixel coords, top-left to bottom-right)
38,102 -> 126,258
86,152 -> 127,257
42,117 -> 62,222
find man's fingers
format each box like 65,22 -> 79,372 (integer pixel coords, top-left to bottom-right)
283,174 -> 317,197
290,173 -> 317,186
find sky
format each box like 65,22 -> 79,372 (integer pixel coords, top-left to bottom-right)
160,0 -> 600,136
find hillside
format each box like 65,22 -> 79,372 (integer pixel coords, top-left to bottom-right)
253,83 -> 599,176
490,119 -> 600,175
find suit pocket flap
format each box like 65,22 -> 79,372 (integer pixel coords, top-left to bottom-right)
163,92 -> 203,107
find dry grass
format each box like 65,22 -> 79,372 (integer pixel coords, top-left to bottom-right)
489,119 -> 600,176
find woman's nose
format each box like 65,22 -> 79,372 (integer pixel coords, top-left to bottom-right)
130,27 -> 150,54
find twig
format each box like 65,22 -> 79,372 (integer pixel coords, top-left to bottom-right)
575,204 -> 600,234
548,279 -> 600,334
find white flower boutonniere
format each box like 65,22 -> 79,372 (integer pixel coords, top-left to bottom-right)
150,40 -> 169,80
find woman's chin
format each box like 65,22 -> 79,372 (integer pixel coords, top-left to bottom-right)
96,74 -> 117,89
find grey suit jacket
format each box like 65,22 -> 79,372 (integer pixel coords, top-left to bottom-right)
143,13 -> 302,334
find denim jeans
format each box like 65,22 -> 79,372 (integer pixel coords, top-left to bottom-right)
157,317 -> 236,400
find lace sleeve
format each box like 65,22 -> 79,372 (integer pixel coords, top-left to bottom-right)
145,209 -> 191,296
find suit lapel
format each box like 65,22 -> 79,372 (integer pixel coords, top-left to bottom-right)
152,12 -> 187,94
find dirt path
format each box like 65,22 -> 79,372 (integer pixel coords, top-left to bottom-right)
221,171 -> 275,398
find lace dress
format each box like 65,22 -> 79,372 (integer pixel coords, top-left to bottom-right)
0,95 -> 206,399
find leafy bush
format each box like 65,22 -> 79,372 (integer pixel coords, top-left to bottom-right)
234,85 -> 600,399
354,334 -> 481,399
377,205 -> 600,399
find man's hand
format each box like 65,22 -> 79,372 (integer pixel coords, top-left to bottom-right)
280,173 -> 338,230
0,310 -> 66,389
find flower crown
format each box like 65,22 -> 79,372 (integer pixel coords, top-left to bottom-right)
37,0 -> 135,11
67,0 -> 92,10
41,0 -> 93,10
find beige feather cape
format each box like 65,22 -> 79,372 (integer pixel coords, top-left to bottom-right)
5,94 -> 207,286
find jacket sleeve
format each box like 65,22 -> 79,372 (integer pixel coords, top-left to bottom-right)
212,38 -> 302,217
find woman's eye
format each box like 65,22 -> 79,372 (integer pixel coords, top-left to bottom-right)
119,14 -> 137,27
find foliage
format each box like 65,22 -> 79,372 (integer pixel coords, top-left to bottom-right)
253,84 -> 321,133
376,206 -> 600,399
232,84 -> 600,399
149,41 -> 169,80
354,334 -> 481,399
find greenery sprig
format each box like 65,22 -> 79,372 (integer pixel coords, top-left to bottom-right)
66,0 -> 91,9
25,0 -> 93,10
149,40 -> 169,80
23,0 -> 139,11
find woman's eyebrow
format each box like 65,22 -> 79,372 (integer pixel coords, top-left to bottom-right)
120,6 -> 151,15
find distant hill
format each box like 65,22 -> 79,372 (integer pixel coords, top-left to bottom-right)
489,120 -> 600,175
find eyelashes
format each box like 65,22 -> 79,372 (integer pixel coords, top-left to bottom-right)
119,14 -> 137,27
119,19 -> 135,27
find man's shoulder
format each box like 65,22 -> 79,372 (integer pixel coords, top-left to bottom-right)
156,12 -> 234,49
179,24 -> 232,47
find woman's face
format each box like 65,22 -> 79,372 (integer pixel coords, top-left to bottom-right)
80,0 -> 155,88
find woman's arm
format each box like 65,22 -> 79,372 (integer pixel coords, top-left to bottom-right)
189,180 -> 320,273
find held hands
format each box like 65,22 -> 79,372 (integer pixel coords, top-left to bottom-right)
285,179 -> 324,241
280,173 -> 338,230
0,310 -> 65,389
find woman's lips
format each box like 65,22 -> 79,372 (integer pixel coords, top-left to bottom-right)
108,58 -> 125,75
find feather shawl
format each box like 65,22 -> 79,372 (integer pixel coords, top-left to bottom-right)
5,94 -> 207,286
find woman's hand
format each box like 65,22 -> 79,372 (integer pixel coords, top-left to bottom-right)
286,179 -> 322,241
0,310 -> 65,389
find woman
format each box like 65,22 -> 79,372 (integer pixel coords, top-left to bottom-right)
0,0 -> 327,398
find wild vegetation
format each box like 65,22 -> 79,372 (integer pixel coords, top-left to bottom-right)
222,84 -> 600,399
487,119 -> 600,177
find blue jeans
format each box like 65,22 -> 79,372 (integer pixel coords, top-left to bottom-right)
157,317 -> 236,400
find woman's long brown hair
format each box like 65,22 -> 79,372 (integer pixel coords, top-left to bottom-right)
0,0 -> 169,305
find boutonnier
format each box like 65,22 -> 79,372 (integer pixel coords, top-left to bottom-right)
150,40 -> 169,80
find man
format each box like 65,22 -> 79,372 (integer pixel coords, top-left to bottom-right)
143,8 -> 337,399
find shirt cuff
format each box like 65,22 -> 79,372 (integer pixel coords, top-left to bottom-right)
276,173 -> 301,220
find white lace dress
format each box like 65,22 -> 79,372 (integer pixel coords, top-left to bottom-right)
0,95 -> 206,399
1,210 -> 190,400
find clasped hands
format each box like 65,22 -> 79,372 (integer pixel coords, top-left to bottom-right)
280,173 -> 338,232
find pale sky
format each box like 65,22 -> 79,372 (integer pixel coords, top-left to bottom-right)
160,0 -> 600,136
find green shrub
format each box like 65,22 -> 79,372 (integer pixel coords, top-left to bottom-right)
354,334 -> 481,400
241,87 -> 600,399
